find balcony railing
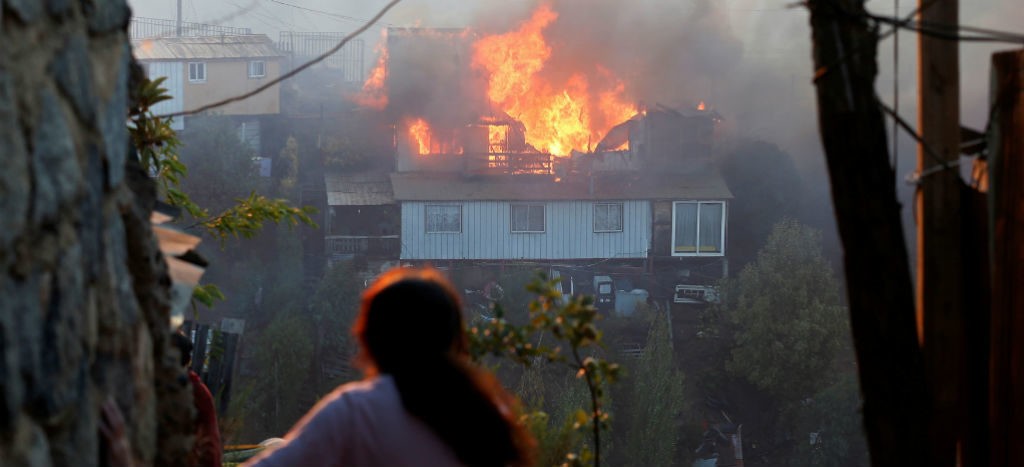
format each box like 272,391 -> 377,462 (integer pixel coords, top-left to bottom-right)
326,235 -> 400,258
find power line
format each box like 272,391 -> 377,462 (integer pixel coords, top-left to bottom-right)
875,96 -> 956,185
156,0 -> 403,119
263,0 -> 392,26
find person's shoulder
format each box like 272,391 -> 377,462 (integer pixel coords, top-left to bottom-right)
320,376 -> 396,406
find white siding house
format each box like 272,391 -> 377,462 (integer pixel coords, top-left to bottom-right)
392,172 -> 731,262
400,200 -> 651,260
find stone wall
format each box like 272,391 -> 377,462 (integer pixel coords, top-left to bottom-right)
1,1 -> 192,466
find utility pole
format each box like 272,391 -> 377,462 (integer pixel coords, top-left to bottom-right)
917,0 -> 966,464
806,0 -> 929,465
176,0 -> 183,37
988,49 -> 1024,467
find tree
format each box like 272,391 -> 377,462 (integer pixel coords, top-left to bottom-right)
789,372 -> 870,467
617,310 -> 686,467
249,310 -> 315,438
309,260 -> 365,394
725,219 -> 847,400
177,115 -> 261,214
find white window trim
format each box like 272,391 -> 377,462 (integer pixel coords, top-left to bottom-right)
424,204 -> 462,234
671,201 -> 726,257
593,202 -> 624,233
248,60 -> 266,79
510,204 -> 545,233
188,62 -> 206,83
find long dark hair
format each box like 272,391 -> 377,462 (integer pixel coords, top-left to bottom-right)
354,267 -> 535,467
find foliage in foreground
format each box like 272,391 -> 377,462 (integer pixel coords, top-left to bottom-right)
128,76 -> 317,308
468,275 -> 620,467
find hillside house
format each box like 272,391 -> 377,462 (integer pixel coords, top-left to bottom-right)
132,34 -> 284,143
326,27 -> 731,303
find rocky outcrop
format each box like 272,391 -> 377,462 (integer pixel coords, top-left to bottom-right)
0,1 -> 193,465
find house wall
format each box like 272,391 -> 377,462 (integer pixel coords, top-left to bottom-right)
146,62 -> 184,130
181,58 -> 281,115
400,200 -> 651,260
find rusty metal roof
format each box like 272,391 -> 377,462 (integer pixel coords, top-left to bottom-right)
132,34 -> 284,60
390,171 -> 733,201
326,172 -> 395,206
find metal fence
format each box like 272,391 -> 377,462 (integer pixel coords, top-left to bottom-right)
130,17 -> 252,39
277,31 -> 365,83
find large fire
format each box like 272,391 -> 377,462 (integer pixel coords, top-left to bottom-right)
361,3 -> 638,158
356,33 -> 389,110
408,118 -> 431,155
471,4 -> 636,156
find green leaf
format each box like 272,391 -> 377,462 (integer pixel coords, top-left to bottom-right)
192,283 -> 226,308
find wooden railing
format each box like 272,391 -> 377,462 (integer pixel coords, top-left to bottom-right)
325,235 -> 400,258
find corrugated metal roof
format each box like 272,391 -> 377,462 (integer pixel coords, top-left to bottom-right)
390,171 -> 733,201
132,34 -> 284,60
326,172 -> 395,206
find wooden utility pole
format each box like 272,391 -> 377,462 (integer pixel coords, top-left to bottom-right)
917,0 -> 966,464
806,0 -> 929,465
988,49 -> 1024,467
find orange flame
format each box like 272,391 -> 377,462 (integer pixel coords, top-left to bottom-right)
488,125 -> 506,152
408,118 -> 431,155
697,100 -> 706,111
356,34 -> 389,110
407,119 -> 465,155
472,4 -> 635,156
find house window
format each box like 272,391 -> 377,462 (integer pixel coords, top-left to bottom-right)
425,205 -> 461,233
594,203 -> 624,232
188,62 -> 206,82
248,60 -> 266,78
672,201 -> 725,256
511,204 -> 545,233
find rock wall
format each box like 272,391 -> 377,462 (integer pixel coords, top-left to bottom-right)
0,1 -> 192,466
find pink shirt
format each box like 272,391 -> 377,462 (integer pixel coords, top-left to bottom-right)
244,376 -> 464,467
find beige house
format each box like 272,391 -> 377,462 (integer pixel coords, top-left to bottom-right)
132,34 -> 284,129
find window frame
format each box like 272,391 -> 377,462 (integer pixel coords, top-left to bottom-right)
670,201 -> 726,257
424,204 -> 462,234
248,60 -> 266,79
593,202 -> 624,233
510,204 -> 546,233
188,62 -> 206,83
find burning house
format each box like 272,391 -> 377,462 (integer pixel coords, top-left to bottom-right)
326,4 -> 732,305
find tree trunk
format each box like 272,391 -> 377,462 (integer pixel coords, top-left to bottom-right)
988,48 -> 1024,467
806,1 -> 930,465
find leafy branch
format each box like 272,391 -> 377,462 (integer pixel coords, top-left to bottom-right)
468,275 -> 620,467
129,76 -> 318,310
192,191 -> 317,244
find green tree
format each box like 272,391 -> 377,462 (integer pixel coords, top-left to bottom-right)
309,260 -> 365,394
177,115 -> 260,213
249,310 -> 315,438
725,219 -> 847,400
789,372 -> 869,467
617,310 -> 686,467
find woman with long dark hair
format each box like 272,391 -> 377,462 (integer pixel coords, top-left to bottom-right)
245,267 -> 535,467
